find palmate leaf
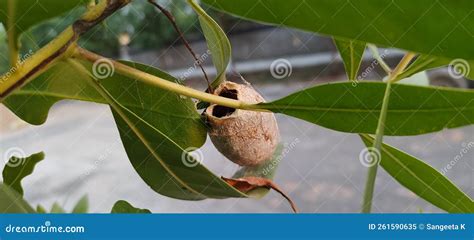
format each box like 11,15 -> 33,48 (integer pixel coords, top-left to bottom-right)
360,134 -> 473,213
333,38 -> 366,80
259,81 -> 474,136
188,0 -> 231,88
0,183 -> 35,213
2,151 -> 45,196
3,60 -> 246,200
203,0 -> 474,77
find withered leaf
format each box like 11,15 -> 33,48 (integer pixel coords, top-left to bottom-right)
222,176 -> 298,213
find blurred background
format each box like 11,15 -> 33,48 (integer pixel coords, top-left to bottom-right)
0,0 -> 472,213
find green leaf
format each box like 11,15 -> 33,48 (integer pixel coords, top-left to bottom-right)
398,55 -> 474,80
188,0 -> 230,88
0,183 -> 35,213
4,60 -> 245,200
71,195 -> 88,213
203,0 -> 474,72
50,202 -> 66,213
333,38 -> 366,80
232,144 -> 283,198
111,200 -> 151,213
360,134 -> 474,213
2,151 -> 45,196
0,0 -> 86,46
110,93 -> 243,200
259,81 -> 474,136
36,204 -> 47,213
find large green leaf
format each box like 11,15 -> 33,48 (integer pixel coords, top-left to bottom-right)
111,200 -> 151,213
203,0 -> 474,70
2,151 -> 45,196
0,183 -> 35,213
3,60 -> 245,200
259,81 -> 474,136
0,0 -> 86,45
188,0 -> 230,88
333,38 -> 366,80
360,134 -> 473,213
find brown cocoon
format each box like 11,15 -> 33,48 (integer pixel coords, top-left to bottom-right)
204,81 -> 280,166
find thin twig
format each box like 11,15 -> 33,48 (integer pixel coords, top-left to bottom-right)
148,0 -> 213,93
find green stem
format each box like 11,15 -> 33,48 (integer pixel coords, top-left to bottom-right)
74,47 -> 261,111
7,0 -> 19,66
361,52 -> 416,213
360,83 -> 391,213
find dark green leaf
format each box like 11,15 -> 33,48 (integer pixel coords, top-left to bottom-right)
0,183 -> 35,213
333,38 -> 366,80
259,81 -> 474,136
360,134 -> 473,213
203,0 -> 474,64
189,0 -> 230,88
50,202 -> 66,213
2,151 -> 45,195
4,60 -> 245,200
71,195 -> 88,213
111,200 -> 151,213
0,0 -> 86,45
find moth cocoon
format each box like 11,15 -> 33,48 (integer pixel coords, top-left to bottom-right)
204,81 -> 280,166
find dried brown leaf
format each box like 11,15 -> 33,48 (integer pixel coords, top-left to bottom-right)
222,176 -> 298,213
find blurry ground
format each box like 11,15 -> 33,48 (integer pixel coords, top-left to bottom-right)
0,79 -> 472,213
